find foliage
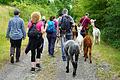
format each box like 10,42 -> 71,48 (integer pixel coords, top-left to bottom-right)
71,0 -> 120,50
0,0 -> 120,50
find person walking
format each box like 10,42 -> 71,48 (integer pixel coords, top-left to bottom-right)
46,16 -> 57,57
25,12 -> 45,72
59,8 -> 75,61
80,13 -> 91,37
6,9 -> 26,63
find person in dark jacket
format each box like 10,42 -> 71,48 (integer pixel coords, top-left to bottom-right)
25,12 -> 46,72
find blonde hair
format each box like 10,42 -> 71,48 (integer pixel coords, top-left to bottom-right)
31,12 -> 41,23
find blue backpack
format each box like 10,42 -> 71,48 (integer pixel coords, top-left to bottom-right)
46,21 -> 56,33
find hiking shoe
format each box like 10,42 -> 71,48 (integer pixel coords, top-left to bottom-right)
31,67 -> 35,72
36,63 -> 41,71
10,55 -> 14,63
49,54 -> 55,57
16,59 -> 19,62
62,56 -> 66,61
36,63 -> 41,68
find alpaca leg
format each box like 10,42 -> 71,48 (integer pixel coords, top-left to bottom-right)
81,41 -> 84,54
93,35 -> 95,45
73,54 -> 79,77
66,56 -> 70,73
84,47 -> 87,61
86,47 -> 88,58
70,55 -> 76,77
83,47 -> 86,57
89,47 -> 92,63
85,47 -> 89,61
98,35 -> 100,45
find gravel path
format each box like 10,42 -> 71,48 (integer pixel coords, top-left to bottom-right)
0,38 -> 98,80
0,53 -> 36,80
56,52 -> 98,80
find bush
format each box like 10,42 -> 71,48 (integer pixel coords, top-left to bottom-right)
102,27 -> 120,50
9,1 -> 57,21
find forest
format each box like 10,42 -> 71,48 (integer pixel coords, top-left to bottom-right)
0,0 -> 120,50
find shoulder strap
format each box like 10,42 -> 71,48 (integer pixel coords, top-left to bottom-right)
29,22 -> 37,31
80,17 -> 86,26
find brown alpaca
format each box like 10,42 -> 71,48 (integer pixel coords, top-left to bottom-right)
83,35 -> 92,63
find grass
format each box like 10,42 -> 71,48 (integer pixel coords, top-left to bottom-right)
92,41 -> 120,80
0,5 -> 12,68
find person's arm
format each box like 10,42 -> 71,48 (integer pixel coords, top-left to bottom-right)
41,21 -> 47,33
6,20 -> 11,39
80,17 -> 84,23
21,19 -> 26,39
69,15 -> 74,24
69,15 -> 75,26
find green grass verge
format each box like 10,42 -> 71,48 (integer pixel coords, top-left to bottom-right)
92,41 -> 120,80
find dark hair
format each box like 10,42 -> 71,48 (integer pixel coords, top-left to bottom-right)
14,9 -> 20,15
85,13 -> 89,16
52,16 -> 56,19
59,13 -> 63,16
50,16 -> 53,21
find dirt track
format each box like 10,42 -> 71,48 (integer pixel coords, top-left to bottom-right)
0,38 -> 98,80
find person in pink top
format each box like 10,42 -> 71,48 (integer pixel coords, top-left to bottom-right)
80,13 -> 91,37
25,12 -> 46,72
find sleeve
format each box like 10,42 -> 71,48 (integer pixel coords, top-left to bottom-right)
6,20 -> 11,38
69,15 -> 74,24
80,17 -> 84,23
88,18 -> 91,24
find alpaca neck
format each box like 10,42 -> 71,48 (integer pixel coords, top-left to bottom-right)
78,30 -> 81,37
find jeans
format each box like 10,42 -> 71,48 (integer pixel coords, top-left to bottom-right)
47,33 -> 57,56
61,32 -> 72,61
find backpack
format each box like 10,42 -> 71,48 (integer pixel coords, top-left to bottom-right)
46,21 -> 56,33
60,15 -> 71,32
28,23 -> 42,39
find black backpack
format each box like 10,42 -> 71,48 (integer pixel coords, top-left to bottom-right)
61,15 -> 72,32
28,23 -> 42,39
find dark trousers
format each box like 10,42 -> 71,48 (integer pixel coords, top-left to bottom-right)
47,33 -> 57,56
31,46 -> 42,62
29,38 -> 43,62
10,39 -> 22,60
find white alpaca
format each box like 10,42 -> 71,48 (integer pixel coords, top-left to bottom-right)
91,19 -> 96,27
93,27 -> 101,45
75,26 -> 84,53
91,19 -> 101,45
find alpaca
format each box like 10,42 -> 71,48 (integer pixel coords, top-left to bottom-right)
64,40 -> 80,77
90,19 -> 100,45
75,26 -> 84,53
92,27 -> 100,45
83,35 -> 92,63
90,19 -> 96,27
